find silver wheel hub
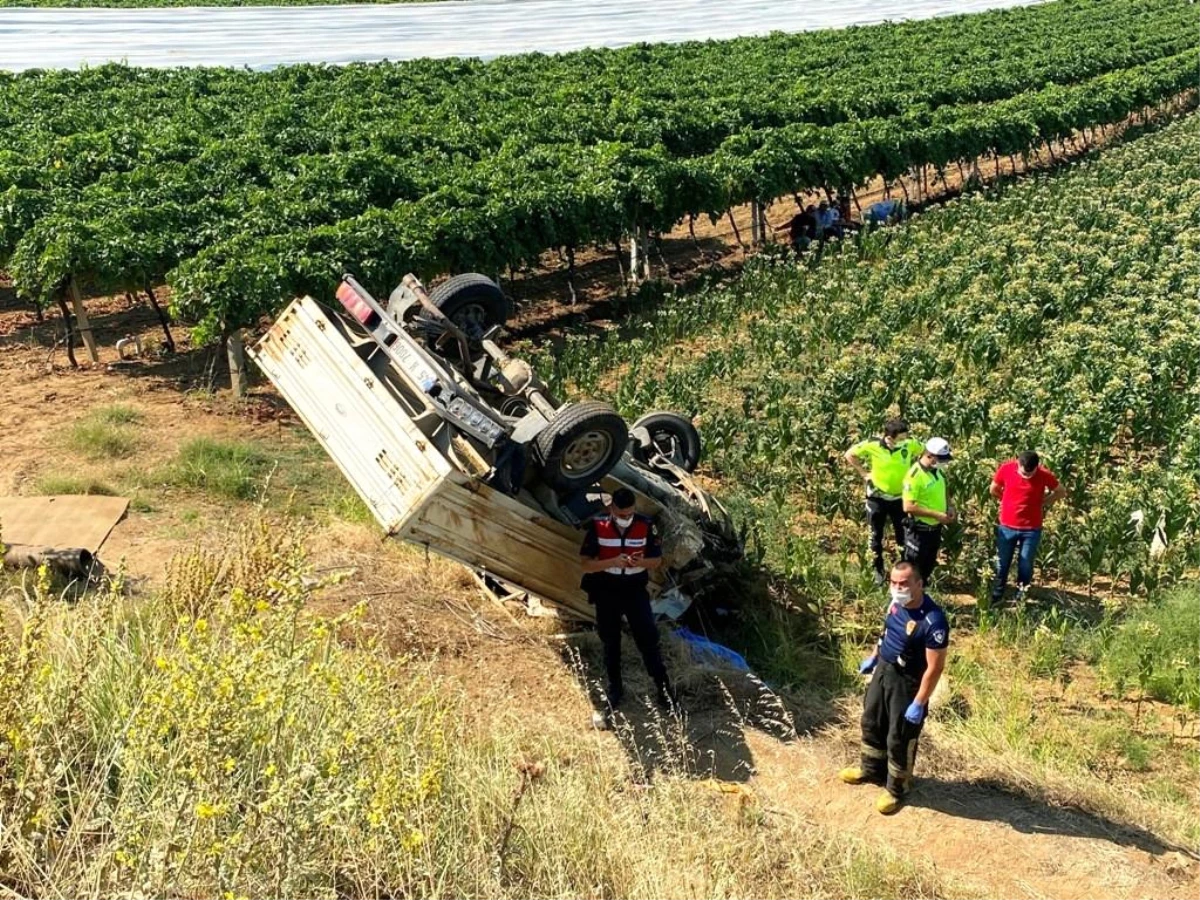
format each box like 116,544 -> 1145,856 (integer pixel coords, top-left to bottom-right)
562,430 -> 613,474
652,431 -> 684,465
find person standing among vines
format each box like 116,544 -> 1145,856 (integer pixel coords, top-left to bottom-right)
989,450 -> 1065,602
845,418 -> 925,586
901,438 -> 956,581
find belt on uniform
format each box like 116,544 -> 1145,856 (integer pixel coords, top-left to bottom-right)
906,518 -> 941,533
884,659 -> 923,678
868,491 -> 901,501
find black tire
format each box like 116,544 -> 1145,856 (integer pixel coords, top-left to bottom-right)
428,273 -> 510,340
534,401 -> 629,492
632,410 -> 702,472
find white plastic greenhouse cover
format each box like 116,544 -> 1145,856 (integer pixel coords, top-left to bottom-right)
0,0 -> 1045,72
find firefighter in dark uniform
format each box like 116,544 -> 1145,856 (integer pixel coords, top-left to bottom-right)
902,437 -> 956,581
845,418 -> 924,585
580,488 -> 675,715
840,561 -> 949,814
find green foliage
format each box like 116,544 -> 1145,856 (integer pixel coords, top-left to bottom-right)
550,115 -> 1200,591
1100,584 -> 1199,711
93,403 -> 144,426
0,0 -> 1194,337
33,474 -> 119,496
165,437 -> 272,500
66,408 -> 142,459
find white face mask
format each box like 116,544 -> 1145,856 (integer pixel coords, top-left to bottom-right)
890,588 -> 912,606
615,515 -> 634,529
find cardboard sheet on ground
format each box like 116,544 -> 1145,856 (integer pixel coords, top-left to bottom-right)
0,496 -> 129,554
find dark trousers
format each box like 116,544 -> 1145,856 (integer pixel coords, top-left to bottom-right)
591,581 -> 669,700
866,496 -> 905,572
861,663 -> 924,797
903,519 -> 943,581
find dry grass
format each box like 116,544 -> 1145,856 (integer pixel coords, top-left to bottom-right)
0,525 -> 957,900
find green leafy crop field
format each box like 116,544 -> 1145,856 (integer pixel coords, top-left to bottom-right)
0,0 -> 1194,340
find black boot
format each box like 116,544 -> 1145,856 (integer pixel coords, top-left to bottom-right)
605,681 -> 624,710
872,556 -> 886,587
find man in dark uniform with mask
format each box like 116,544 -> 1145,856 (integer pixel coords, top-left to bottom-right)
580,488 -> 675,717
840,561 -> 949,814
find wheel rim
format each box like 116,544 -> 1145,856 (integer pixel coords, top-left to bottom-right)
650,430 -> 685,466
450,302 -> 488,338
501,397 -> 530,417
561,430 -> 614,476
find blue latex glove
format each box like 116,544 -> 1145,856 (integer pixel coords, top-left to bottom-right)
858,656 -> 878,675
904,700 -> 926,725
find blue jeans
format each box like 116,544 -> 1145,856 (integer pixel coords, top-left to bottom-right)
993,525 -> 1042,598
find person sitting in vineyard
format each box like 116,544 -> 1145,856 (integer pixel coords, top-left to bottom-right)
840,561 -> 949,815
836,191 -> 855,230
776,204 -> 819,252
864,197 -> 906,227
817,199 -> 844,240
989,451 -> 1066,603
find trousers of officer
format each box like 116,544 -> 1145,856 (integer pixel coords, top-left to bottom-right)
866,496 -> 905,567
589,578 -> 669,694
903,517 -> 942,581
860,662 -> 924,797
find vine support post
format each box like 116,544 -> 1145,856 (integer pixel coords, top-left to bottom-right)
565,246 -> 577,306
726,209 -> 746,251
612,240 -> 627,295
226,328 -> 248,398
629,225 -> 642,285
749,200 -> 762,245
650,231 -> 669,274
53,292 -> 79,369
67,276 -> 99,363
143,282 -> 176,353
687,215 -> 703,255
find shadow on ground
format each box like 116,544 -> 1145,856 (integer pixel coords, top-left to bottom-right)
910,775 -> 1195,858
561,563 -> 848,784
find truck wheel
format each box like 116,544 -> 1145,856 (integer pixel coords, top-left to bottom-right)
534,401 -> 629,492
429,273 -> 510,340
632,411 -> 702,472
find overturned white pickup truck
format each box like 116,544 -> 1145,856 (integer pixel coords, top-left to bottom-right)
249,272 -> 741,620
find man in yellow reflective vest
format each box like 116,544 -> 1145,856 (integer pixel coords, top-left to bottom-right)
902,438 -> 956,581
845,418 -> 925,585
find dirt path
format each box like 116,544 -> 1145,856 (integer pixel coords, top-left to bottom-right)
744,728 -> 1197,900
425,610 -> 1200,900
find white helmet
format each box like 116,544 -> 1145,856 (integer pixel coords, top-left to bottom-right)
924,437 -> 952,461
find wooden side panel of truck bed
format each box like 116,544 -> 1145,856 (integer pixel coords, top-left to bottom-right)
251,296 -> 593,618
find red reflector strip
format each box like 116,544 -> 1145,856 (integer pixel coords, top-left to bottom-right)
336,282 -> 379,327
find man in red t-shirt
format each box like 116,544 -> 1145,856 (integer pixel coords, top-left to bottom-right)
989,451 -> 1066,601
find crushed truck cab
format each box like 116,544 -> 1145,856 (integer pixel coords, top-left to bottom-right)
249,272 -> 741,620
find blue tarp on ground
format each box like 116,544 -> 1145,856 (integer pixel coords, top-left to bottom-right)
676,626 -> 751,672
